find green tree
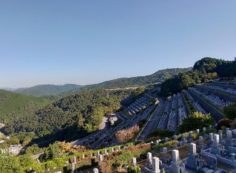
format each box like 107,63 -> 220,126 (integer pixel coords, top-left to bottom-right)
19,154 -> 35,171
44,160 -> 57,172
224,104 -> 236,120
77,113 -> 85,129
43,142 -> 63,160
8,136 -> 20,145
178,112 -> 214,133
127,166 -> 141,173
0,154 -> 23,173
25,144 -> 43,155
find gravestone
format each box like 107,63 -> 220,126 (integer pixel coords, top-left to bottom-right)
93,168 -> 99,173
169,149 -> 186,173
162,147 -> 168,153
218,130 -> 223,141
104,149 -> 108,155
204,155 -> 217,170
172,150 -> 179,163
196,129 -> 200,134
186,143 -> 199,171
98,154 -> 103,162
152,157 -> 161,173
132,157 -> 137,166
147,152 -> 153,167
213,134 -> 220,147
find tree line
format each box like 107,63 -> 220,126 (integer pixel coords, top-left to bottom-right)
160,57 -> 236,96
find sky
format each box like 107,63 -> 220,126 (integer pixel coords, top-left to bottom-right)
0,0 -> 235,88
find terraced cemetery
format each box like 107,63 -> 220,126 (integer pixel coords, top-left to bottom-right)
1,57 -> 235,173
66,80 -> 236,172
71,81 -> 236,152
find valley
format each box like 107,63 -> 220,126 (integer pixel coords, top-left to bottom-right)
0,57 -> 236,173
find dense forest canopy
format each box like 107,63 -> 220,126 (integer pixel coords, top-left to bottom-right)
193,57 -> 236,77
0,90 -> 50,131
178,112 -> 214,133
160,57 -> 236,96
83,68 -> 191,89
2,89 -> 134,139
193,57 -> 225,73
15,84 -> 82,97
35,89 -> 130,136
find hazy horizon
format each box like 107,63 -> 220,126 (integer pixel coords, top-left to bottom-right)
1,1 -> 236,88
2,66 -> 193,89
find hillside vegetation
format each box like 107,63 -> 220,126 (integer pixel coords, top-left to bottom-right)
0,90 -> 50,133
35,89 -> 130,136
15,84 -> 82,97
2,57 -> 234,145
161,57 -> 236,96
13,68 -> 191,97
0,57 -> 235,173
82,68 -> 191,90
2,89 -> 135,145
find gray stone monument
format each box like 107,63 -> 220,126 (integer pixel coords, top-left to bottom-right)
186,143 -> 199,171
132,157 -> 137,166
169,149 -> 186,173
218,130 -> 223,141
71,162 -> 76,173
152,157 -> 161,173
104,149 -> 108,155
213,134 -> 220,147
196,129 -> 200,134
147,152 -> 153,167
172,150 -> 179,163
93,168 -> 99,173
98,154 -> 103,162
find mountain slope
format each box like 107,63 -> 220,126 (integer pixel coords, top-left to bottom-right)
2,89 -> 133,146
15,84 -> 82,97
12,68 -> 191,97
80,68 -> 192,90
0,90 -> 50,133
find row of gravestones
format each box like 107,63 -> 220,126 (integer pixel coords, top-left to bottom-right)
201,128 -> 236,168
73,145 -> 122,161
134,142 -> 215,173
154,126 -> 213,151
82,126 -> 214,173
28,126 -> 215,173
153,126 -> 214,145
132,127 -> 235,173
69,146 -> 124,172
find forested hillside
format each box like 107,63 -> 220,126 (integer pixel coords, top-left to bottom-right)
194,57 -> 236,78
82,68 -> 191,90
2,89 -> 135,144
12,68 -> 191,97
0,90 -> 50,133
15,84 -> 82,97
34,89 -> 131,136
161,57 -> 236,96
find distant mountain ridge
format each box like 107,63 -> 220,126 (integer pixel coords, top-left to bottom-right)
15,84 -> 82,97
83,67 -> 192,90
13,67 -> 191,96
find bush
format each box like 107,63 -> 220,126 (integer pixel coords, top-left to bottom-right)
178,112 -> 213,133
148,129 -> 174,138
223,104 -> 236,120
115,125 -> 140,143
127,166 -> 141,173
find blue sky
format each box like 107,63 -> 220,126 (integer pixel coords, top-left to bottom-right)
0,1 -> 235,88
